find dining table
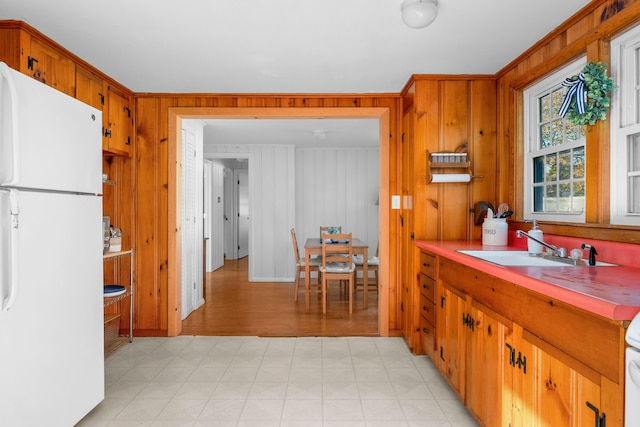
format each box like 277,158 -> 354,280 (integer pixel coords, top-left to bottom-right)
303,237 -> 369,311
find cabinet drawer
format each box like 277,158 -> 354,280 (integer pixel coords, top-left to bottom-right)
419,293 -> 436,325
419,274 -> 436,303
420,251 -> 436,278
419,315 -> 436,353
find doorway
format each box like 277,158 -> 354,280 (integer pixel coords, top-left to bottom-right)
168,107 -> 391,337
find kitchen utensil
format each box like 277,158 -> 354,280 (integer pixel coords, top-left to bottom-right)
497,203 -> 509,216
473,201 -> 489,225
499,210 -> 514,218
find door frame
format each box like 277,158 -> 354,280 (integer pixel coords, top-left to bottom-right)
168,107 -> 391,336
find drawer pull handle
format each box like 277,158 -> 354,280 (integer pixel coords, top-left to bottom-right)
423,262 -> 430,267
423,305 -> 429,312
422,327 -> 430,334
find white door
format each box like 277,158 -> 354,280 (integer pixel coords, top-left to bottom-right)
237,170 -> 249,258
181,122 -> 204,319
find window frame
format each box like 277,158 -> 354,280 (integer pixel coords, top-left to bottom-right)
522,57 -> 587,223
610,24 -> 640,226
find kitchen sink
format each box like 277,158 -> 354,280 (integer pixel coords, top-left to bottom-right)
456,250 -> 616,267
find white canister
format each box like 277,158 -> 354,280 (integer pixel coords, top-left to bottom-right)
482,217 -> 508,246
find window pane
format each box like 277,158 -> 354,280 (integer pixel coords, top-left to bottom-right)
629,176 -> 640,213
534,186 -> 544,212
559,183 -> 572,212
540,123 -> 551,148
566,122 -> 585,142
540,94 -> 551,122
533,156 -> 545,183
629,133 -> 640,172
574,182 -> 585,213
551,89 -> 565,117
559,150 -> 571,180
546,184 -> 558,211
551,120 -> 563,146
636,47 -> 640,124
573,147 -> 585,179
546,154 -> 557,181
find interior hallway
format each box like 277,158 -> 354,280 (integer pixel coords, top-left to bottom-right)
181,258 -> 379,337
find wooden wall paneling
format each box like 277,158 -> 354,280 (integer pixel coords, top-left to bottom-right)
470,80 -> 498,240
497,0 -> 640,243
0,28 -> 22,69
387,97 -> 403,333
162,97 -> 178,335
439,80 -> 469,240
585,39 -> 611,224
161,104 -> 395,336
135,97 -> 164,334
401,104 -> 414,345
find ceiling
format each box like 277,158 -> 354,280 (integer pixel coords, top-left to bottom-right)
0,0 -> 591,146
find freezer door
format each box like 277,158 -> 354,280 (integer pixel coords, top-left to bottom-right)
0,190 -> 104,426
0,62 -> 102,194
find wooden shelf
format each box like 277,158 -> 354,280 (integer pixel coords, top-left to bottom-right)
427,151 -> 473,183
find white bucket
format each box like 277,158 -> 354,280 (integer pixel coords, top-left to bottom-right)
482,217 -> 508,246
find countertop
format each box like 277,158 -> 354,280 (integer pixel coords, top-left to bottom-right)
415,240 -> 640,321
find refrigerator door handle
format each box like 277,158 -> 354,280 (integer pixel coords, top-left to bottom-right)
1,190 -> 20,312
0,62 -> 21,185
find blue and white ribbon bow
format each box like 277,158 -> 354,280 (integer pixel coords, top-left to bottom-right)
558,72 -> 586,118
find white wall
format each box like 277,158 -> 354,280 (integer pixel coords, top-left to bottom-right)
205,144 -> 379,282
295,147 -> 379,257
205,144 -> 296,281
209,160 -> 225,271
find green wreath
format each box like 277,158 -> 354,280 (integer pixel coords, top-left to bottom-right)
559,61 -> 614,126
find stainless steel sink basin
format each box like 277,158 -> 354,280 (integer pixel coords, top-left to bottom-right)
456,250 -> 616,267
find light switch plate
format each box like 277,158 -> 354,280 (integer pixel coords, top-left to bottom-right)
391,195 -> 401,209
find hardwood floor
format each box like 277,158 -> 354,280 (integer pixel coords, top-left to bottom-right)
180,257 -> 379,337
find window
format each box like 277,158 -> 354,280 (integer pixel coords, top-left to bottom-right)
523,58 -> 587,223
611,24 -> 640,226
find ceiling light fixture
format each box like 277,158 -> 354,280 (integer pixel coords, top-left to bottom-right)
311,129 -> 327,140
401,0 -> 438,29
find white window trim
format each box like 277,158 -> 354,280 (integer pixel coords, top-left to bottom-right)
610,24 -> 640,226
523,57 -> 586,223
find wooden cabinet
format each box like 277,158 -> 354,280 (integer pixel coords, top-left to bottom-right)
22,37 -> 75,96
0,25 -> 75,97
428,254 -> 626,427
76,67 -> 134,157
418,251 -> 437,358
76,66 -> 105,111
104,85 -> 133,156
438,282 -> 466,396
0,21 -> 133,158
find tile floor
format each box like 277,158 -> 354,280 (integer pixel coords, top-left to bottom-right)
77,336 -> 478,427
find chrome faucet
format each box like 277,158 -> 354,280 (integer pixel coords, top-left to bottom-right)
516,230 -> 567,258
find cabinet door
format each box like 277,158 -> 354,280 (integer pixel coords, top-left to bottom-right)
534,339 -> 602,427
441,285 -> 466,397
504,324 -> 537,427
537,350 -> 573,425
76,67 -> 104,111
105,86 -> 133,156
25,38 -> 75,96
76,68 -> 108,151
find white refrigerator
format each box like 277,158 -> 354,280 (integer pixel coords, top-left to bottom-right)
0,62 -> 104,426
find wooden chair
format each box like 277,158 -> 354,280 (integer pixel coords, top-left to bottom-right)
319,226 -> 342,240
291,228 -> 321,302
354,243 -> 379,303
320,233 -> 355,313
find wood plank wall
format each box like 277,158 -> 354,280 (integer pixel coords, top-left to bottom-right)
399,77 -> 498,350
496,0 -> 640,243
134,95 -> 402,335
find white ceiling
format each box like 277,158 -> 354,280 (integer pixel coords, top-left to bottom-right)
0,0 -> 591,146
